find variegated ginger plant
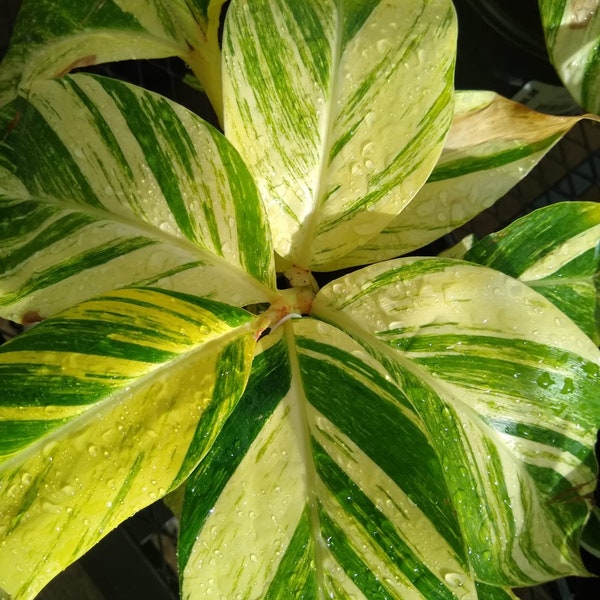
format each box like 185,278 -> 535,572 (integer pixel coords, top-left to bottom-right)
1,1 -> 600,599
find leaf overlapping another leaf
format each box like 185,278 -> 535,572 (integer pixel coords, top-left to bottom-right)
178,256 -> 600,598
0,0 -> 229,117
313,257 -> 600,587
465,202 -> 600,344
335,91 -> 592,268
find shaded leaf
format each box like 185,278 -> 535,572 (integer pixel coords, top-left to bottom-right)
538,0 -> 600,114
0,0 -> 227,117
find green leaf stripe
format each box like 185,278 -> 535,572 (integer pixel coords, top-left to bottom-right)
312,257 -> 600,585
426,134 -> 562,183
538,0 -> 600,114
180,321 -> 476,598
332,92 -> 582,269
0,287 -> 256,599
0,0 -> 197,105
0,287 -> 252,459
0,74 -> 274,322
223,0 -> 457,268
464,202 -> 600,343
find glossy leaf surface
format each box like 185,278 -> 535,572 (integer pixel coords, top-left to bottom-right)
0,287 -> 256,599
538,0 -> 600,114
0,74 -> 275,323
334,91 -> 588,268
179,258 -> 600,597
223,0 -> 457,269
313,258 -> 600,587
464,202 -> 600,345
0,0 -> 227,116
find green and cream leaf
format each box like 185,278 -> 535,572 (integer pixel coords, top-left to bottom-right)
180,326 -> 474,599
464,202 -> 600,345
312,257 -> 600,586
0,0 -> 227,115
223,0 -> 457,269
0,74 -> 275,323
538,0 -> 600,114
0,287 -> 257,599
333,92 -> 588,268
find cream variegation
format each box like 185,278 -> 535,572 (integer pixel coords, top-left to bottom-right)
0,74 -> 275,323
0,288 -> 257,599
1,0 -> 600,598
465,202 -> 600,344
312,257 -> 600,586
332,91 -> 594,269
0,0 -> 228,117
539,0 -> 600,114
223,0 -> 457,269
180,326 -> 474,599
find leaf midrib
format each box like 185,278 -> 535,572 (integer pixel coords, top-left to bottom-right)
8,191 -> 275,301
296,5 -> 343,269
0,319 -> 255,475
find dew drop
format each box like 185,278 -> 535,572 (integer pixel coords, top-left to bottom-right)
444,572 -> 465,587
62,485 -> 76,497
560,377 -> 575,395
21,472 -> 33,485
88,445 -> 99,457
42,441 -> 57,457
376,38 -> 392,54
42,500 -> 61,514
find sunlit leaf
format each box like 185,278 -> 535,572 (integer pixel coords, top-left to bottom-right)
0,287 -> 256,599
178,257 -> 600,597
0,0 -> 228,117
313,257 -> 600,586
0,73 -> 275,323
333,91 -> 592,268
538,0 -> 600,114
464,202 -> 600,345
180,327 -> 473,599
223,0 -> 457,269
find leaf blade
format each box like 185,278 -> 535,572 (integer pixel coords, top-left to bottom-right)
0,0 -> 227,115
464,201 -> 600,344
312,257 -> 600,586
180,323 -> 473,598
333,92 -> 591,268
538,0 -> 600,114
0,287 -> 257,598
0,73 -> 275,322
223,0 -> 457,269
